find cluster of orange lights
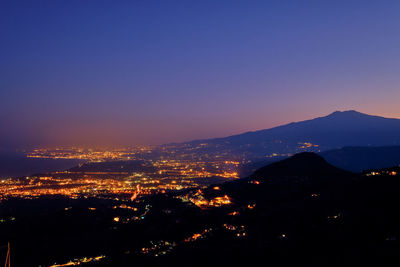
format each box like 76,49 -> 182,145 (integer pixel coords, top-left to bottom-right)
27,146 -> 153,162
223,224 -> 247,237
153,159 -> 239,180
50,255 -> 106,267
0,177 -> 137,201
184,228 -> 212,242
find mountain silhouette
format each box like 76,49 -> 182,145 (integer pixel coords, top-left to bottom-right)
241,145 -> 400,175
251,152 -> 349,181
171,110 -> 400,160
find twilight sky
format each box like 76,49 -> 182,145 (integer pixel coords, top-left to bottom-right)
1,0 -> 400,148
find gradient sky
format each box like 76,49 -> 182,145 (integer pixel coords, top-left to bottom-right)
1,0 -> 400,148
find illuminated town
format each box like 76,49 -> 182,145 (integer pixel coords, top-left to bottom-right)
3,144 -> 400,266
0,142 -> 326,204
0,145 -> 245,202
26,146 -> 155,162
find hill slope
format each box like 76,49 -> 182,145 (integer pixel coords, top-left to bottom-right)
213,153 -> 353,204
241,145 -> 400,175
251,152 -> 349,181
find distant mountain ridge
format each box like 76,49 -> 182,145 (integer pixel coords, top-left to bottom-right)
166,110 -> 400,160
320,146 -> 400,172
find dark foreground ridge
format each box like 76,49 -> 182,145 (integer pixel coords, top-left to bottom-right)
252,152 -> 349,178
240,145 -> 400,175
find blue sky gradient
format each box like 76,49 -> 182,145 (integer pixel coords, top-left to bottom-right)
1,0 -> 400,147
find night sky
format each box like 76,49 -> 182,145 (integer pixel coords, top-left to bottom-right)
1,0 -> 400,148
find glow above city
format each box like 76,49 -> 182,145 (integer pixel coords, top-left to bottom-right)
1,1 -> 400,149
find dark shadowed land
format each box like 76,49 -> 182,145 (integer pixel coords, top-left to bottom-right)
2,153 -> 400,266
320,146 -> 400,172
